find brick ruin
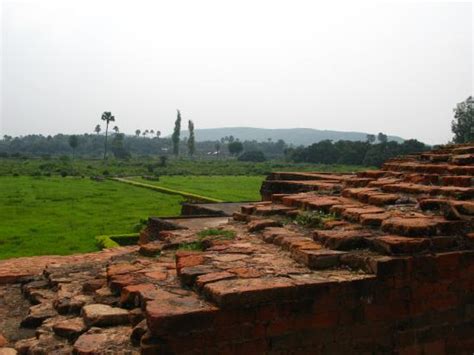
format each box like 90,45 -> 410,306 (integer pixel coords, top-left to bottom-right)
0,143 -> 473,354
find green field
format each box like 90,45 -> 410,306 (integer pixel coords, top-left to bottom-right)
0,176 -> 184,259
130,176 -> 264,202
0,156 -> 369,177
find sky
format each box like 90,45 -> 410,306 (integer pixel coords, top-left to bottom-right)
0,0 -> 472,145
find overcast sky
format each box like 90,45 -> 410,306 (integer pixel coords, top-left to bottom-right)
1,1 -> 472,145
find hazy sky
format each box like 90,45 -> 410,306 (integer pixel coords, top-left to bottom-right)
1,1 -> 472,144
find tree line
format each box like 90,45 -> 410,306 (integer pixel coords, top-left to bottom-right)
2,96 -> 471,164
285,139 -> 429,167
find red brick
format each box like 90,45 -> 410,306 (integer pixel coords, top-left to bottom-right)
371,236 -> 430,255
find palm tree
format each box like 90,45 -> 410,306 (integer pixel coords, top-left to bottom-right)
101,111 -> 115,160
135,129 -> 141,137
94,124 -> 101,135
113,126 -> 119,134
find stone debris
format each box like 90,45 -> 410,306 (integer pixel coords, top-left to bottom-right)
0,143 -> 473,353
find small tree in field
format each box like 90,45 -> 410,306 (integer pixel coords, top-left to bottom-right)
452,96 -> 474,143
135,129 -> 141,137
172,110 -> 182,156
94,124 -> 101,135
187,120 -> 195,157
69,135 -> 79,159
101,111 -> 115,160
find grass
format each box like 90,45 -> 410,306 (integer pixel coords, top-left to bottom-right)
178,228 -> 237,251
0,156 -> 371,177
294,211 -> 337,228
130,176 -> 264,202
0,176 -> 184,259
113,177 -> 225,203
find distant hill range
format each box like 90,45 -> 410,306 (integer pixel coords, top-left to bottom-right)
178,127 -> 404,146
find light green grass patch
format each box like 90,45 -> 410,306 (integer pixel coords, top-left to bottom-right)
0,176 -> 183,259
131,175 -> 264,202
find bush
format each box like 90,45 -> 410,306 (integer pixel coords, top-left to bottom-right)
60,170 -> 68,177
238,151 -> 266,162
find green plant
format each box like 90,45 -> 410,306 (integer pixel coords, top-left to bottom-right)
177,241 -> 204,251
197,228 -> 236,240
294,211 -> 336,228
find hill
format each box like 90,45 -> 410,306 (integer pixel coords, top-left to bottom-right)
178,127 -> 404,146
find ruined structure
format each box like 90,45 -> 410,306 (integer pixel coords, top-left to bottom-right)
1,144 -> 474,354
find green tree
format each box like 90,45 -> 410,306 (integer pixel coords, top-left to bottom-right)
68,135 -> 79,159
113,126 -> 119,134
101,111 -> 115,160
377,132 -> 388,144
94,124 -> 101,135
366,134 -> 376,144
228,141 -> 243,156
187,120 -> 195,157
111,133 -> 130,159
452,96 -> 474,143
172,110 -> 182,156
135,129 -> 141,137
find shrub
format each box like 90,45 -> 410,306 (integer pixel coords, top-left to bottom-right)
60,170 -> 68,177
238,151 -> 267,162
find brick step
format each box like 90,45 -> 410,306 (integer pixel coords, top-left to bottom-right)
381,182 -> 474,199
260,180 -> 343,200
342,187 -> 406,206
258,227 -> 346,270
343,177 -> 374,188
451,154 -> 474,165
267,172 -> 353,182
419,153 -> 451,162
383,162 -> 474,176
313,229 -> 375,250
356,170 -> 388,179
400,173 -> 473,187
418,198 -> 474,218
380,216 -> 465,237
452,145 -> 474,155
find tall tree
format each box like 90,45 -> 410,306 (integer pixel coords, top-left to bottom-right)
101,111 -> 115,160
113,126 -> 119,134
94,124 -> 101,135
377,132 -> 388,144
135,129 -> 141,137
366,134 -> 376,144
172,110 -> 182,156
452,96 -> 474,143
156,130 -> 161,138
187,120 -> 195,157
68,135 -> 79,159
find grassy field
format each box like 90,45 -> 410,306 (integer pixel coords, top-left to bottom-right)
130,176 -> 264,202
0,176 -> 184,259
0,156 -> 370,177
